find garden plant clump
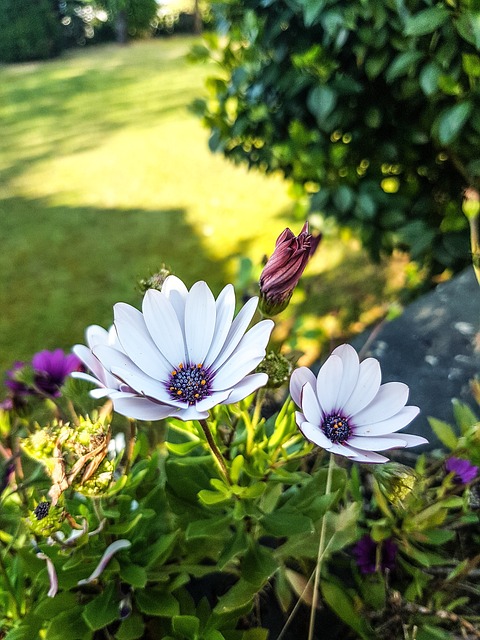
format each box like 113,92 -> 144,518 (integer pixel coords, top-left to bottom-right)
0,223 -> 479,640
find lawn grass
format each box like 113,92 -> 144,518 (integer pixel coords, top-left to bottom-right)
0,37 -> 401,382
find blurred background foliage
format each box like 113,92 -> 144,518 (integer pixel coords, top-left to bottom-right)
1,0 -> 479,385
192,0 -> 480,278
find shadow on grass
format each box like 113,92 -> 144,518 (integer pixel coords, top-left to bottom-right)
1,39 -> 203,188
0,194 -> 231,377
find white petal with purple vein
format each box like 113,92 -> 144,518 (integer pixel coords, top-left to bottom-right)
205,285 -> 236,366
222,373 -> 268,404
331,344 -> 359,408
210,296 -> 259,370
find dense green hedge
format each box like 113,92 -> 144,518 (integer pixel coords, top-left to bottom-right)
193,0 -> 480,275
0,0 -> 62,62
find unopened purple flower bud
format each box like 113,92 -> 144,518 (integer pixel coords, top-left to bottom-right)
446,457 -> 479,485
259,221 -> 321,316
32,349 -> 82,397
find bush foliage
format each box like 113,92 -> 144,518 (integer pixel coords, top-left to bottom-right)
193,0 -> 480,276
0,0 -> 62,62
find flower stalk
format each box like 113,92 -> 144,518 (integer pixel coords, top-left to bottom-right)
199,419 -> 231,485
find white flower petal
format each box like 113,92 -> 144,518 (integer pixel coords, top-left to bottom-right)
72,371 -> 103,386
72,345 -> 107,383
85,325 -> 111,349
210,296 -> 259,370
327,442 -> 361,458
114,302 -> 171,380
353,406 -> 420,436
290,367 -> 317,407
93,344 -> 137,375
298,421 -> 333,449
204,284 -> 236,366
392,434 -> 428,448
185,281 -> 216,364
341,358 -> 381,416
109,365 -> 179,406
316,354 -> 343,414
175,405 -> 209,421
222,373 -> 268,404
142,289 -> 186,367
301,382 -> 323,426
161,275 -> 188,320
343,447 -> 389,463
331,344 -> 359,407
90,387 -> 117,398
213,348 -> 266,391
353,382 -> 409,425
112,395 -> 178,420
195,389 -> 232,410
347,435 -> 408,451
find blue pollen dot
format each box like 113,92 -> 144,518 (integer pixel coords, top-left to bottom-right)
167,363 -> 212,405
323,414 -> 351,444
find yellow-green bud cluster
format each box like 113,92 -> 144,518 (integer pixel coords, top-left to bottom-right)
27,500 -> 66,537
256,351 -> 292,389
22,417 -> 113,498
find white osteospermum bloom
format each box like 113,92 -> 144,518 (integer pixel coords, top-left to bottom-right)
72,325 -> 131,398
77,276 -> 274,422
290,344 -> 427,463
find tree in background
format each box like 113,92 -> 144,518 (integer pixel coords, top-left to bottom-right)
0,0 -> 63,62
97,0 -> 158,43
193,0 -> 480,280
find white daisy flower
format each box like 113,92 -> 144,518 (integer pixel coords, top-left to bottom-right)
290,343 -> 427,463
76,276 -> 274,422
72,324 -> 131,399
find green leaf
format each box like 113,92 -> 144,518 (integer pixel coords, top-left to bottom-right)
82,583 -> 119,631
386,51 -> 423,82
47,607 -> 90,639
137,532 -> 177,568
242,543 -> 278,588
135,589 -> 179,617
452,399 -> 478,434
419,62 -> 441,96
300,0 -> 326,27
404,7 -> 449,36
416,624 -> 452,640
321,580 -> 374,639
172,615 -> 200,638
437,102 -> 473,145
34,591 -> 78,618
260,510 -> 314,537
307,85 -> 337,122
115,614 -> 145,640
427,417 -> 457,450
185,514 -> 233,540
119,563 -> 148,588
462,53 -> 480,77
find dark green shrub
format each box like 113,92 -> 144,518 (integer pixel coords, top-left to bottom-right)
193,0 -> 480,276
0,0 -> 62,62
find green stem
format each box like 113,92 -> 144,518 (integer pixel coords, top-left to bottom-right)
123,419 -> 137,475
199,420 -> 231,485
308,454 -> 335,640
247,388 -> 265,455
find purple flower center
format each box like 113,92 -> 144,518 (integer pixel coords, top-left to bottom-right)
323,414 -> 351,444
167,363 -> 212,406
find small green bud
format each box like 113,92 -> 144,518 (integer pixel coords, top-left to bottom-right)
256,351 -> 293,389
138,267 -> 171,294
372,462 -> 418,508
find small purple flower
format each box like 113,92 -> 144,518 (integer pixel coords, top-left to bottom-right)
32,349 -> 82,397
446,457 -> 479,485
352,535 -> 397,574
5,362 -> 31,395
259,221 -> 321,316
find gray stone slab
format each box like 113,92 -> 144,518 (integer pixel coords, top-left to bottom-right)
354,268 -> 480,449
